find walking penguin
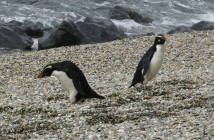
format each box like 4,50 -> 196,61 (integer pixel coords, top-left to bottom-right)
129,35 -> 166,88
37,61 -> 105,103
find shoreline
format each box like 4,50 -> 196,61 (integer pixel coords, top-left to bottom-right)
0,30 -> 213,139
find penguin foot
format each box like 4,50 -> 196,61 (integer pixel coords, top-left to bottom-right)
65,96 -> 70,100
143,85 -> 152,91
73,99 -> 85,104
134,86 -> 143,92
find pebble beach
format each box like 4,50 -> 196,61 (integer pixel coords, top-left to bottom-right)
0,31 -> 213,139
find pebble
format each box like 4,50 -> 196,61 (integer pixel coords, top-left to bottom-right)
0,30 -> 213,139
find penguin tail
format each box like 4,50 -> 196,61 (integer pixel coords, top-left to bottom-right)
129,81 -> 137,88
89,91 -> 105,99
95,94 -> 105,99
129,73 -> 144,88
129,84 -> 134,88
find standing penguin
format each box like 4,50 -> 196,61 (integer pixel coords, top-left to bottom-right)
129,35 -> 166,88
37,61 -> 105,103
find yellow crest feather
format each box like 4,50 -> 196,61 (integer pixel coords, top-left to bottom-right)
44,65 -> 52,70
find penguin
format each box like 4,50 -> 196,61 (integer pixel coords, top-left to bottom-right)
37,61 -> 105,103
129,35 -> 166,88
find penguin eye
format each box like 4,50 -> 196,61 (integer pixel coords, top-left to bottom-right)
42,67 -> 54,76
42,65 -> 53,75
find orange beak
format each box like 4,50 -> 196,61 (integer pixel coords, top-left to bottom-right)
37,73 -> 44,78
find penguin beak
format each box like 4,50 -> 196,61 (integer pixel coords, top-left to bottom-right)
37,73 -> 44,78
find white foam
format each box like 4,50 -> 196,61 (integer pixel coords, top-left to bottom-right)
160,16 -> 177,26
111,19 -> 167,35
1,1 -> 7,4
111,19 -> 144,34
198,12 -> 214,22
0,1 -> 83,27
74,16 -> 86,23
173,1 -> 193,9
95,1 -> 110,7
60,3 -> 71,8
32,38 -> 39,51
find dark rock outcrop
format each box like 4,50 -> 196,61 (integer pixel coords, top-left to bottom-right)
167,21 -> 214,35
7,20 -> 23,26
6,20 -> 44,38
77,17 -> 126,43
168,26 -> 192,34
38,17 -> 126,50
38,20 -> 86,50
143,32 -> 155,36
22,20 -> 44,37
110,6 -> 153,24
0,24 -> 33,50
167,21 -> 214,34
191,21 -> 214,31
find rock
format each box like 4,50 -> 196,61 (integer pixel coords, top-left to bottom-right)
38,20 -> 85,50
0,24 -> 33,50
76,17 -> 126,43
131,32 -> 155,38
167,26 -> 192,34
22,20 -> 44,38
143,32 -> 155,36
6,20 -> 44,38
110,6 -> 153,24
191,21 -> 214,31
7,20 -> 23,26
38,17 -> 126,50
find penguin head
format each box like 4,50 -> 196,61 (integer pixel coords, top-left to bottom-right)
37,65 -> 55,78
154,35 -> 166,45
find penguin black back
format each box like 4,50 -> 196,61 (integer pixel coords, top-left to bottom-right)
62,61 -> 105,100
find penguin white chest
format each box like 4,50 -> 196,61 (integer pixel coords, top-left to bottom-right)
146,45 -> 165,80
52,71 -> 78,101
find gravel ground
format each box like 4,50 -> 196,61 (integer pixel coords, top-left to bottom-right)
0,31 -> 213,139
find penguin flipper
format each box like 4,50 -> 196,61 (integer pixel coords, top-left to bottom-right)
139,45 -> 156,76
72,74 -> 88,96
129,57 -> 151,88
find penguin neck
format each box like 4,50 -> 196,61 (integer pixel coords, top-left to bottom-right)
51,70 -> 77,93
155,44 -> 165,53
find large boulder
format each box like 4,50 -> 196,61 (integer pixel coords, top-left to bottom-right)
38,20 -> 85,50
22,20 -> 44,38
168,26 -> 192,34
110,6 -> 153,24
7,20 -> 44,38
76,17 -> 126,43
38,17 -> 126,50
7,20 -> 23,26
0,24 -> 33,50
191,21 -> 214,31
